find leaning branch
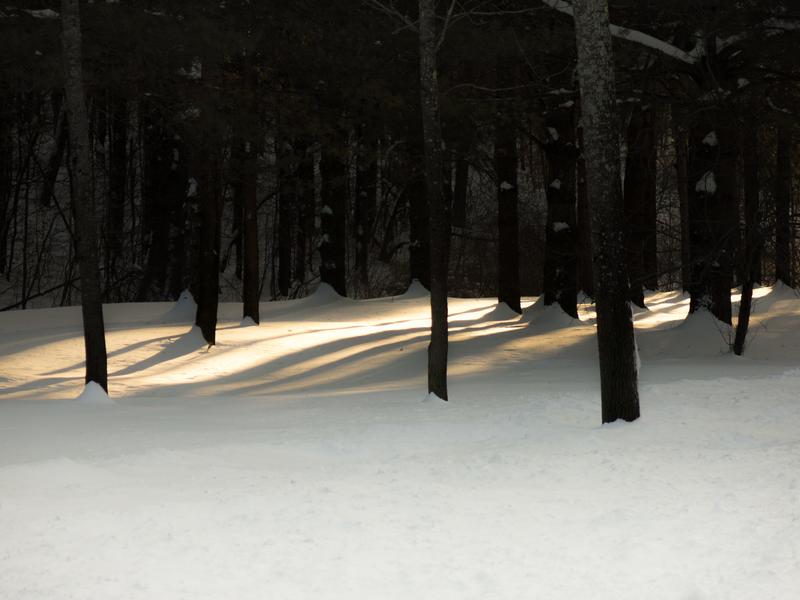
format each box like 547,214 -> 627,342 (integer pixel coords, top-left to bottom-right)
540,0 -> 697,65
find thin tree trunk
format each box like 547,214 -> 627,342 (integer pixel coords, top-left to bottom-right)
276,138 -> 295,297
319,143 -> 347,296
294,141 -> 314,284
494,72 -> 521,313
576,119 -> 593,298
355,135 -> 378,291
775,126 -> 792,287
623,104 -> 658,306
672,113 -> 691,291
687,119 -> 736,324
573,0 -> 640,423
452,154 -> 468,229
106,95 -> 127,293
543,108 -> 578,317
734,127 -> 761,355
61,0 -> 108,391
192,140 -> 221,345
419,0 -> 449,400
233,137 -> 260,323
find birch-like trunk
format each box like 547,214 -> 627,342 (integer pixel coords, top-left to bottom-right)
572,0 -> 640,422
419,0 -> 449,400
61,0 -> 109,391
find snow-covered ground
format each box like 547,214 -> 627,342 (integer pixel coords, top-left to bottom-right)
1,284 -> 799,599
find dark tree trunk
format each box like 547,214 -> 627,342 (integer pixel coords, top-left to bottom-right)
543,109 -> 578,318
38,107 -> 68,208
294,141 -> 315,284
419,0 -> 450,400
573,0 -> 640,423
623,105 -> 658,306
319,143 -> 347,296
775,126 -> 792,287
576,120 -> 593,298
61,0 -> 108,391
687,119 -> 737,324
494,96 -> 521,313
734,127 -> 761,356
406,146 -> 430,288
0,100 -> 12,275
192,142 -> 221,345
355,136 -> 378,290
672,114 -> 691,291
451,154 -> 468,229
105,95 -> 127,291
276,138 -> 295,297
233,138 -> 260,323
137,111 -> 185,301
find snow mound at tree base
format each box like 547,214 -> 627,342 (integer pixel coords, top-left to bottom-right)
74,381 -> 114,405
158,290 -> 197,323
523,296 -> 584,330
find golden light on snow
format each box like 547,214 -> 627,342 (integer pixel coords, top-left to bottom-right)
3,284 -> 799,401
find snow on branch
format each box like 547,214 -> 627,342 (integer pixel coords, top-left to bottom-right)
540,0 -> 697,65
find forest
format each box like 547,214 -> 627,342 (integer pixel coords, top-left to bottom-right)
1,2 -> 800,597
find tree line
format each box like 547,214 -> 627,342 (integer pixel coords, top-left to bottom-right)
1,0 -> 798,422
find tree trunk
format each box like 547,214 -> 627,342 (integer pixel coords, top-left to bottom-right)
355,136 -> 378,291
406,146 -> 430,288
276,138 -> 295,297
494,89 -> 521,313
233,138 -> 260,323
319,143 -> 347,296
734,127 -> 761,355
419,0 -> 449,400
452,154 -> 468,229
105,95 -> 127,293
687,119 -> 736,324
192,141 -> 221,345
294,141 -> 315,284
576,120 -> 593,298
573,0 -> 640,423
672,112 -> 691,291
543,108 -> 578,318
775,126 -> 792,287
623,104 -> 658,306
61,0 -> 108,391
0,100 -> 11,275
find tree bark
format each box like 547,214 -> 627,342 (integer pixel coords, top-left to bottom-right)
543,108 -> 578,318
233,138 -> 260,323
623,104 -> 658,306
355,135 -> 378,291
573,0 -> 640,423
494,87 -> 521,313
419,0 -> 449,400
61,0 -> 108,391
672,112 -> 691,291
192,141 -> 221,345
105,95 -> 127,292
576,121 -> 594,298
775,126 -> 792,287
687,119 -> 736,324
452,155 -> 468,229
276,137 -> 295,297
733,127 -> 761,355
319,142 -> 348,296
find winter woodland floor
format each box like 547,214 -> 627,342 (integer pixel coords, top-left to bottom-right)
1,283 -> 799,599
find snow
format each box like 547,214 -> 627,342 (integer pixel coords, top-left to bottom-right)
549,178 -> 562,189
547,126 -> 560,141
702,131 -> 718,146
499,181 -> 514,190
553,221 -> 570,232
2,286 -> 800,598
74,381 -> 114,405
695,171 -> 717,194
